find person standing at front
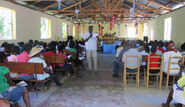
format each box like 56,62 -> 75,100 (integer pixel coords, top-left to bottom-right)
84,26 -> 98,72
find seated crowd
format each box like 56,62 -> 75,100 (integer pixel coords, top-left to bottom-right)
113,40 -> 185,107
1,38 -> 185,107
0,39 -> 85,107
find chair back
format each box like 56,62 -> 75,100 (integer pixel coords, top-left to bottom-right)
167,56 -> 182,75
124,55 -> 140,69
146,55 -> 163,88
123,55 -> 140,88
165,56 -> 183,89
147,55 -> 163,70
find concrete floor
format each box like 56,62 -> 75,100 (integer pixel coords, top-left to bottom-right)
19,53 -> 177,107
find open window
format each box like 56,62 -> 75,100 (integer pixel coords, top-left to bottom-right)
0,6 -> 16,40
164,17 -> 172,41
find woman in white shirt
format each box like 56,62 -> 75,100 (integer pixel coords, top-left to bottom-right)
163,43 -> 182,75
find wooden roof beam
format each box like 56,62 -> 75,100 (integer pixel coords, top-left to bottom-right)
110,0 -> 118,8
121,3 -> 132,8
149,0 -> 172,9
113,0 -> 122,9
127,0 -> 152,9
60,0 -> 86,12
146,0 -> 152,7
87,16 -> 151,18
59,12 -> 158,16
127,0 -> 162,14
41,2 -> 57,11
90,0 -> 107,19
104,0 -> 108,9
27,1 -> 41,7
175,1 -> 185,5
48,8 -> 170,12
14,0 -> 65,1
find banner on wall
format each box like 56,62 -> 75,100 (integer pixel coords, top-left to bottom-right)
82,24 -> 85,34
135,23 -> 138,35
100,27 -> 103,36
118,22 -> 121,36
125,24 -> 128,34
67,25 -> 69,35
110,21 -> 112,30
77,23 -> 81,34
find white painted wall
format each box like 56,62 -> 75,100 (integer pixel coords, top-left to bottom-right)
0,0 -> 74,44
148,6 -> 185,47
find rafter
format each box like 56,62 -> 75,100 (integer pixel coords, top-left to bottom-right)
14,0 -> 65,1
73,0 -> 77,10
166,1 -> 173,7
59,12 -> 159,16
127,0 -> 152,9
90,0 -> 107,19
146,0 -> 152,7
113,0 -> 122,9
110,0 -> 118,8
41,2 -> 57,11
27,1 -> 40,7
61,3 -> 67,7
175,1 -> 185,5
149,0 -> 172,9
104,0 -> 108,9
87,16 -> 151,19
50,0 -> 86,16
126,0 -> 163,14
121,3 -> 132,8
47,8 -> 170,13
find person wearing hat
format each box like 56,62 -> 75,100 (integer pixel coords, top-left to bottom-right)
28,46 -> 62,89
163,42 -> 182,75
0,52 -> 31,107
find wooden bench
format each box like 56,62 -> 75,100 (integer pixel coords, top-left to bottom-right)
5,62 -> 51,96
63,49 -> 85,69
44,55 -> 66,72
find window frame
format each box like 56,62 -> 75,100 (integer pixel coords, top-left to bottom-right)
62,23 -> 67,38
73,25 -> 76,37
40,17 -> 51,39
127,26 -> 138,38
0,6 -> 16,40
164,17 -> 172,41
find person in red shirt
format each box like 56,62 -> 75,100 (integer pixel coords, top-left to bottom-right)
146,46 -> 161,73
57,45 -> 81,78
42,46 -> 56,68
157,42 -> 166,53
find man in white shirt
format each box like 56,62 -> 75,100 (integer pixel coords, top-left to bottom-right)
122,41 -> 140,71
112,41 -> 129,78
84,26 -> 98,72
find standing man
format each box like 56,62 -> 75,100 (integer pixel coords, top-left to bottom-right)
84,26 -> 98,72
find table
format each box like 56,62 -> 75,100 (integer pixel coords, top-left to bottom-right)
103,44 -> 116,54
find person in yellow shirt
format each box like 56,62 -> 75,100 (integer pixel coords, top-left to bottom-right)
162,59 -> 185,107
